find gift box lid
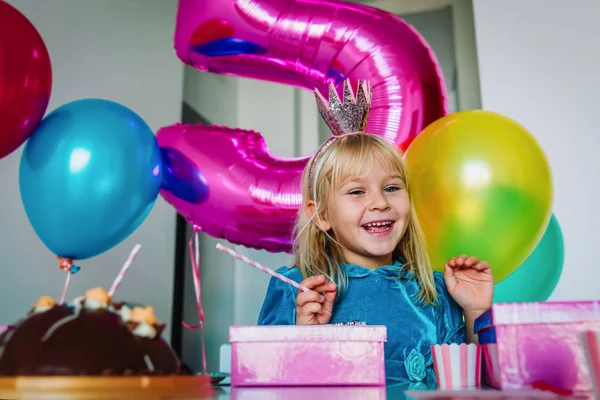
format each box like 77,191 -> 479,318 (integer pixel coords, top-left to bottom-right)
229,325 -> 387,343
474,301 -> 600,335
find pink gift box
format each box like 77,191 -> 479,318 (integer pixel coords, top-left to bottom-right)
230,386 -> 387,399
474,301 -> 600,393
229,325 -> 387,387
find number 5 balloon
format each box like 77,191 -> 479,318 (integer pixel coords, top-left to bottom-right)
157,0 -> 448,252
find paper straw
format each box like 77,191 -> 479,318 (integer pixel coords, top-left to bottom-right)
108,244 -> 142,297
215,243 -> 311,292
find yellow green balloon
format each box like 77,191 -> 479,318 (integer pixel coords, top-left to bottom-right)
403,110 -> 553,283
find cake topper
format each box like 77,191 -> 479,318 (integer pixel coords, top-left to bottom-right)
108,243 -> 142,297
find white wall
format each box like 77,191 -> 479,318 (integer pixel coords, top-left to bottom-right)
0,0 -> 184,338
472,0 -> 600,300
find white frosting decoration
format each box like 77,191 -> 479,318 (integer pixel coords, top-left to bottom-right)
32,305 -> 53,314
144,355 -> 155,372
132,322 -> 157,339
42,313 -> 80,342
119,305 -> 132,323
83,297 -> 108,310
70,296 -> 85,312
2,329 -> 13,343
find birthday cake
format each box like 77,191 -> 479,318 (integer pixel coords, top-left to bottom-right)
0,288 -> 181,376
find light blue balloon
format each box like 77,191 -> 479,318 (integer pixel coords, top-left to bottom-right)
493,213 -> 564,303
19,99 -> 162,260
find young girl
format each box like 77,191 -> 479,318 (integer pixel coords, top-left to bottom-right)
258,81 -> 494,385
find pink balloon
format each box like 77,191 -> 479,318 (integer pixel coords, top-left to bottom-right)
157,124 -> 303,252
161,0 -> 448,252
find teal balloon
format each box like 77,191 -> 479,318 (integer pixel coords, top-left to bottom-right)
19,99 -> 162,260
493,214 -> 564,303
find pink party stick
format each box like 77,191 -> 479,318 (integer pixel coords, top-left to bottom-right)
109,244 -> 142,297
215,244 -> 311,292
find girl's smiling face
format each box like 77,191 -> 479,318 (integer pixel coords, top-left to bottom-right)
313,158 -> 411,270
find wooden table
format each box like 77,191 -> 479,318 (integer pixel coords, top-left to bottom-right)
0,377 -> 590,399
0,375 -> 212,399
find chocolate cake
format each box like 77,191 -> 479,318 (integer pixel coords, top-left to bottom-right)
0,288 -> 181,376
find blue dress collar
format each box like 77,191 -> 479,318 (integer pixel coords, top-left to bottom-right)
343,259 -> 413,279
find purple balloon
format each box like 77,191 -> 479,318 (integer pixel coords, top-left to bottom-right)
161,147 -> 209,204
165,0 -> 448,252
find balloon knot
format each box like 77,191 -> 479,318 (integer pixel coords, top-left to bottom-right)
57,257 -> 79,274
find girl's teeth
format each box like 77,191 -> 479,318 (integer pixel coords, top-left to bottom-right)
364,221 -> 391,227
362,221 -> 393,234
364,224 -> 391,233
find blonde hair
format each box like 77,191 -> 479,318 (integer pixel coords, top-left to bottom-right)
293,133 -> 438,305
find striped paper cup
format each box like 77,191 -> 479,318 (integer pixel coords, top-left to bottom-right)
431,343 -> 482,389
581,330 -> 600,396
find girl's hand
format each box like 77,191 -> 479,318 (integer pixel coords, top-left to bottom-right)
295,275 -> 337,325
444,255 -> 494,314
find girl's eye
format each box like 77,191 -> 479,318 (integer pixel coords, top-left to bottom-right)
348,189 -> 364,195
385,186 -> 401,193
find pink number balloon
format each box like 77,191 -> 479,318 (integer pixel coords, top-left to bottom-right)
158,0 -> 448,253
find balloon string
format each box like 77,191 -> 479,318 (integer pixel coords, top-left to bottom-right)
181,230 -> 207,374
199,316 -> 207,375
59,271 -> 71,305
182,238 -> 205,328
195,231 -> 207,375
57,256 -> 79,304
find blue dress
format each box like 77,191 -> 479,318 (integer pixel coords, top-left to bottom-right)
257,260 -> 466,386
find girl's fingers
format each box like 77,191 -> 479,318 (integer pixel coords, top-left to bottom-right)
296,291 -> 324,307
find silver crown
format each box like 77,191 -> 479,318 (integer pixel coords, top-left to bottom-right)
314,79 -> 372,136
308,80 -> 373,193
